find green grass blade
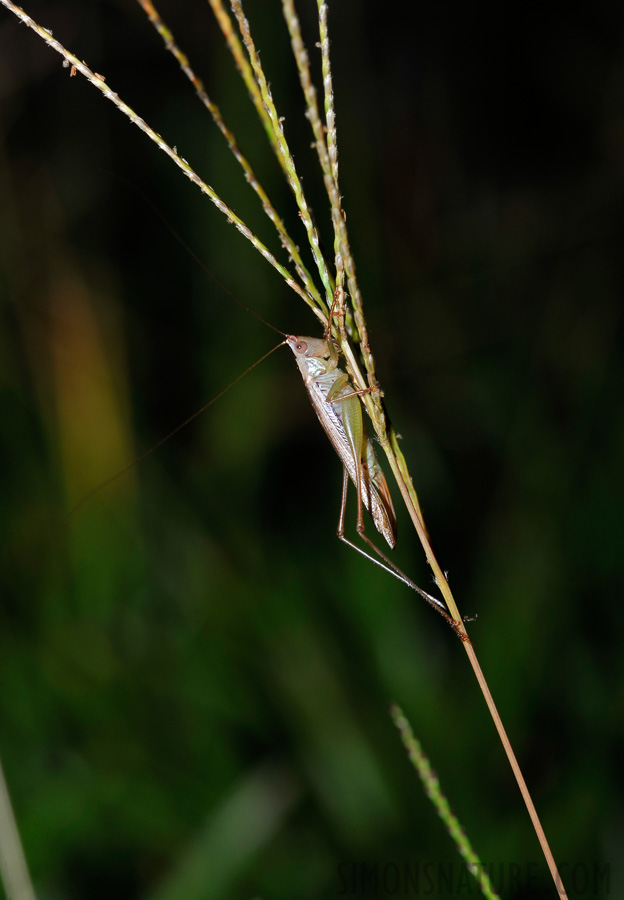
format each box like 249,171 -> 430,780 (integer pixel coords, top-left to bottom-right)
390,703 -> 501,900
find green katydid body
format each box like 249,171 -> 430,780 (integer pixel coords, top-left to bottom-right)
286,334 -> 397,548
286,331 -> 461,632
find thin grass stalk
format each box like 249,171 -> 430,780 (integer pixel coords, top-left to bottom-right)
136,0 -> 324,310
206,0 -> 283,165
279,0 -> 354,343
0,0 -> 325,319
0,756 -> 37,900
317,2 -> 339,193
280,0 -> 333,189
390,705 -> 501,900
280,0 -> 358,348
280,0 -> 387,478
279,4 -> 384,494
382,438 -> 569,898
228,0 -> 334,308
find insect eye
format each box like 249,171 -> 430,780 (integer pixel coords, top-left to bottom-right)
296,341 -> 307,353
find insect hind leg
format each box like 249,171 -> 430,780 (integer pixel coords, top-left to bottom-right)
337,468 -> 469,639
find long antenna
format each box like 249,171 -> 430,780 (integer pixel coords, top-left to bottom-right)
64,339 -> 286,521
111,175 -> 287,337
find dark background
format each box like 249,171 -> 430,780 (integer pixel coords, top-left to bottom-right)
0,1 -> 622,897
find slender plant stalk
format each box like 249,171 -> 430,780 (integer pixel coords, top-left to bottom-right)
136,0 -> 324,310
0,755 -> 36,900
281,0 -> 379,391
228,0 -> 335,306
206,0 -> 288,175
0,0 -> 326,318
390,705 -> 501,900
0,2 -> 569,897
317,2 -> 339,192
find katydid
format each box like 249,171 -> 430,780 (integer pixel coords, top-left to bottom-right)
285,305 -> 460,631
67,297 -> 459,630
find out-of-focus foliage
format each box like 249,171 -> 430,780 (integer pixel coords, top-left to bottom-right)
0,2 -> 622,898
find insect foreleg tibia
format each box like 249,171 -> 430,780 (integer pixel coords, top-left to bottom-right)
325,372 -> 375,406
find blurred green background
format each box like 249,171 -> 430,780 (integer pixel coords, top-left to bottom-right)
1,1 -> 622,897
